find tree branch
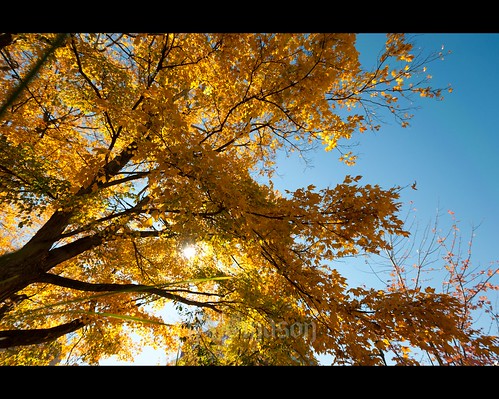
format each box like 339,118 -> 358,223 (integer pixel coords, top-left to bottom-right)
36,273 -> 222,312
0,319 -> 85,348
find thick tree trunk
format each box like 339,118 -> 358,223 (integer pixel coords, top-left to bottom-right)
0,319 -> 85,348
0,210 -> 72,303
0,244 -> 49,303
0,140 -> 142,348
0,33 -> 13,50
0,139 -> 140,303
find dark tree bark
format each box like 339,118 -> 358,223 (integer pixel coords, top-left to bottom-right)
0,33 -> 13,51
0,319 -> 85,348
0,140 -> 142,304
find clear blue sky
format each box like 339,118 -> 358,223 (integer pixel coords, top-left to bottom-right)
100,33 -> 499,365
273,33 -> 499,287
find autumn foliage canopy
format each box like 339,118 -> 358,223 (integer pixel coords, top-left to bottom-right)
0,33 -> 497,365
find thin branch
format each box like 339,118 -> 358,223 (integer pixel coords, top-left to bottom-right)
36,273 -> 221,312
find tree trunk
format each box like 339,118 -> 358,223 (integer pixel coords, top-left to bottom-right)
0,319 -> 85,348
0,209 -> 72,303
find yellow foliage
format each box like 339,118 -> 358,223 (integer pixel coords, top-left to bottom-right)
0,33 -> 494,366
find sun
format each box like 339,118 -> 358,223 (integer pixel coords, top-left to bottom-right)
182,245 -> 197,260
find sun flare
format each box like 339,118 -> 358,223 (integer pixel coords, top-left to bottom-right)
182,245 -> 197,260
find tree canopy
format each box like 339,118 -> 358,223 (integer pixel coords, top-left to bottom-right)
0,33 -> 497,365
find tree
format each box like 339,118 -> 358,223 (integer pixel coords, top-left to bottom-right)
1,33 -> 495,366
360,207 -> 498,365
